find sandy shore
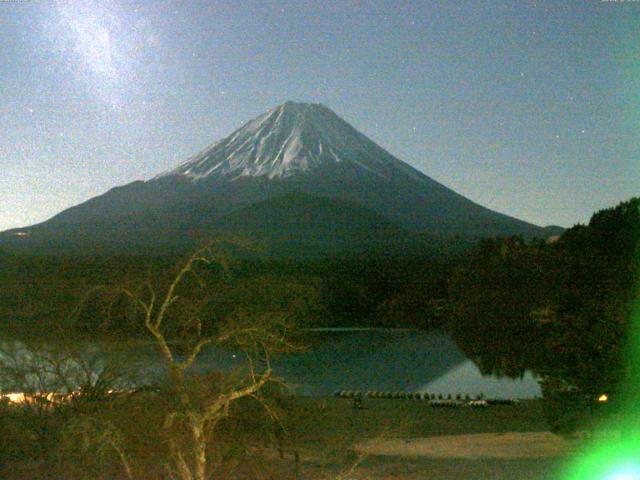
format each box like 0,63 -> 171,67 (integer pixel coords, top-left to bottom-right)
356,431 -> 578,460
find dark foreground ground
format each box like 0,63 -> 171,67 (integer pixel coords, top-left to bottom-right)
1,396 -> 574,479
269,397 -> 570,480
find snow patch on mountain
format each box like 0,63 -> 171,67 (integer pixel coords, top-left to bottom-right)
157,101 -> 408,182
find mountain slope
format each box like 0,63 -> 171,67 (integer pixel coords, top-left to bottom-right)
210,191 -> 422,256
0,101 -> 559,255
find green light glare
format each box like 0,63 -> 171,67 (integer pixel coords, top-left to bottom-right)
563,435 -> 640,480
562,242 -> 640,479
606,464 -> 640,480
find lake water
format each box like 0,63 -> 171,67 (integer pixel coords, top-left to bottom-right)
0,330 -> 541,399
268,330 -> 541,398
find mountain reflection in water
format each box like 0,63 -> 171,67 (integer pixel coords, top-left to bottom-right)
0,331 -> 541,398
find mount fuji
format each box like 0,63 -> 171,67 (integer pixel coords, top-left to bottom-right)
1,102 -> 561,255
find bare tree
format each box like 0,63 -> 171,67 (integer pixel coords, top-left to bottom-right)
115,241 -> 301,480
0,335 -> 134,475
0,241 -> 305,479
62,416 -> 134,480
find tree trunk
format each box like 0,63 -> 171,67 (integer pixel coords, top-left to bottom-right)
192,421 -> 207,480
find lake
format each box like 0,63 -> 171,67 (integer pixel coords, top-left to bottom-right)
0,330 -> 541,399
268,330 -> 541,398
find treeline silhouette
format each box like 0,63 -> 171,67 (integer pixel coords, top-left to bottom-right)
447,197 -> 639,432
0,246 -> 457,338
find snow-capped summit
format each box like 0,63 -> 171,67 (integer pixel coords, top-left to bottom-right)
159,101 -> 406,181
0,101 -> 561,254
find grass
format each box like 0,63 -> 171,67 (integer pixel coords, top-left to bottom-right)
282,396 -> 569,479
0,394 -> 570,479
288,396 -> 549,444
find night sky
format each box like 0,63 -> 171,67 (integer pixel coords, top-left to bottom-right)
1,0 -> 638,231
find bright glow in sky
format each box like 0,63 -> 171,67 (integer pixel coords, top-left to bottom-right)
1,0 -> 638,231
